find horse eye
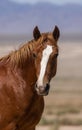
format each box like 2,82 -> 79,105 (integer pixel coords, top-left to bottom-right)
55,54 -> 58,58
33,53 -> 37,58
53,54 -> 58,59
44,38 -> 48,42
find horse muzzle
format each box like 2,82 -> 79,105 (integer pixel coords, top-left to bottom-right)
35,83 -> 50,96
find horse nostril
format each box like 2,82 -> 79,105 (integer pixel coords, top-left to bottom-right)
39,86 -> 45,93
35,82 -> 50,95
45,83 -> 50,92
35,83 -> 38,90
35,83 -> 37,88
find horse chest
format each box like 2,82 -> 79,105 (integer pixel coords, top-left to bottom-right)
16,95 -> 44,129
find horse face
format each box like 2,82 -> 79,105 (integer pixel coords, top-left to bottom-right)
33,26 -> 60,96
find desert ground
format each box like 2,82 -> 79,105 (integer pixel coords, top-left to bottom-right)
0,39 -> 82,130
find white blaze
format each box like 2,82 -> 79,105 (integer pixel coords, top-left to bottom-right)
37,45 -> 53,87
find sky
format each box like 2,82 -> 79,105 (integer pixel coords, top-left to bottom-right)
10,0 -> 82,5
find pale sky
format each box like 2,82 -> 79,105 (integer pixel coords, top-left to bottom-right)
10,0 -> 82,5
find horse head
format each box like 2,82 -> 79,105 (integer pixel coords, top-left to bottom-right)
32,26 -> 60,96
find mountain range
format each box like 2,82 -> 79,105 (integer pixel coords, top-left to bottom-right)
0,0 -> 82,36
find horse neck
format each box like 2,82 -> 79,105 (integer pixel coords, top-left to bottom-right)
19,42 -> 37,86
21,58 -> 37,87
8,41 -> 37,89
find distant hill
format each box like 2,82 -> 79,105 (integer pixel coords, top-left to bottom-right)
0,0 -> 82,35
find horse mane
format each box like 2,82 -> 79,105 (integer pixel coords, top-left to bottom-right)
0,39 -> 37,68
0,33 -> 52,68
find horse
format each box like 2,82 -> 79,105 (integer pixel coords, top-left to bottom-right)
0,26 -> 60,130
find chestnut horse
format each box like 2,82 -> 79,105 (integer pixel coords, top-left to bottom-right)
0,26 -> 60,130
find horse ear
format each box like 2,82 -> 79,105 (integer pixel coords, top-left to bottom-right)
33,26 -> 41,40
53,26 -> 60,41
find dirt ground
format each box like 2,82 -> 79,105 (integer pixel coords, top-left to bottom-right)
0,40 -> 82,130
37,126 -> 82,130
59,126 -> 82,130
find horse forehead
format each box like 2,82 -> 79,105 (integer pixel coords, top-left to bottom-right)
42,45 -> 53,56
